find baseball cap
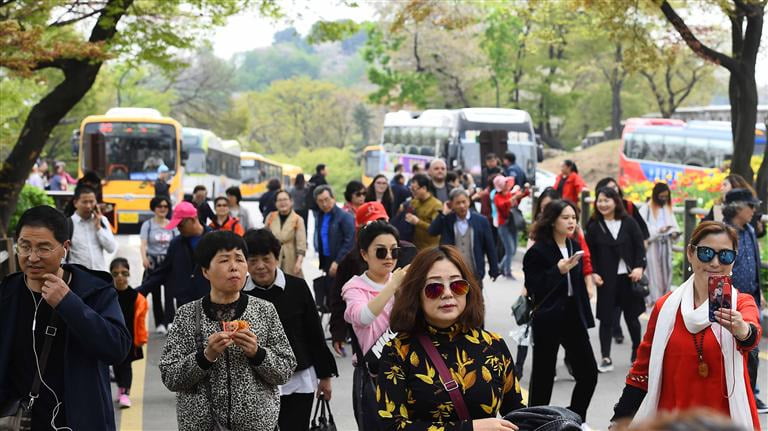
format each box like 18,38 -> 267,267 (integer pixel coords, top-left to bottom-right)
355,201 -> 389,227
724,188 -> 760,206
493,175 -> 509,192
166,201 -> 198,230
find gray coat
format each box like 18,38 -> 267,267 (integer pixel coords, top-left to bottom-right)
159,295 -> 296,431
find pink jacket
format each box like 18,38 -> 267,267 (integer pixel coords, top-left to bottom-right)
341,274 -> 393,354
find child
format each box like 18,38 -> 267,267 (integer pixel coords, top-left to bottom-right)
110,258 -> 148,408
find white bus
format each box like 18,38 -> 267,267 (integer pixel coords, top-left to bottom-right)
181,128 -> 241,197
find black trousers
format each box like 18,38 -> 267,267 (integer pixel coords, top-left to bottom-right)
748,346 -> 760,395
114,357 -> 133,392
599,276 -> 641,360
529,299 -> 598,422
278,392 -> 314,431
295,208 -> 309,236
143,254 -> 172,327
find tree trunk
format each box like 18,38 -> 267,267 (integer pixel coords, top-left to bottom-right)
756,136 -> 768,214
728,69 -> 757,184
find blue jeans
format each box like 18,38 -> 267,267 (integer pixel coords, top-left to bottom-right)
499,224 -> 517,275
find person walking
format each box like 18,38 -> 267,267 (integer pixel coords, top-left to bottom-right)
26,163 -> 46,190
139,196 -> 178,334
494,176 -> 529,278
68,185 -> 118,271
0,205 -> 130,430
290,173 -> 310,235
154,164 -> 171,198
612,221 -> 762,429
427,158 -> 449,202
502,152 -> 527,187
377,245 -> 526,429
523,199 -> 598,423
138,201 -> 211,325
343,180 -> 367,215
704,173 -> 765,238
190,185 -> 215,226
480,153 -> 502,189
264,190 -> 307,278
226,186 -> 253,231
341,221 -> 405,430
586,186 -> 647,373
258,179 -> 282,225
553,159 -> 586,205
314,185 -> 355,281
210,196 -> 245,236
365,174 -> 396,218
428,188 -> 500,286
110,258 -> 148,409
242,229 -> 337,431
639,183 -> 680,306
405,174 -> 442,250
159,231 -> 296,431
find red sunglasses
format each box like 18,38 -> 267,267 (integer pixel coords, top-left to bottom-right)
424,279 -> 470,299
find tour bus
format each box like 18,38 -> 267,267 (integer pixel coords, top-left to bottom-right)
618,118 -> 767,187
78,107 -> 183,232
363,108 -> 538,185
239,152 -> 284,200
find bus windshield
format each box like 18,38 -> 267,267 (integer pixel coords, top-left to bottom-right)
365,151 -> 381,178
83,122 -> 177,181
185,148 -> 206,174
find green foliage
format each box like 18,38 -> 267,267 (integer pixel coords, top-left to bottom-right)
7,185 -> 55,236
233,45 -> 322,91
270,147 -> 360,199
308,20 -> 362,45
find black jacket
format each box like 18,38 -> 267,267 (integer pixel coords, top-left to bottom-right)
585,216 -> 647,320
138,229 -> 211,306
245,272 -> 338,379
522,238 -> 594,330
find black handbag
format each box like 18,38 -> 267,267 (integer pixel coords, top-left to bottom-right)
507,206 -> 527,232
503,406 -> 583,431
309,397 -> 336,431
511,295 -> 532,326
0,312 -> 60,431
631,274 -> 650,298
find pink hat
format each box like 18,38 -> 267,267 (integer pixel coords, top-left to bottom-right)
166,201 -> 198,230
355,201 -> 389,227
493,175 -> 508,192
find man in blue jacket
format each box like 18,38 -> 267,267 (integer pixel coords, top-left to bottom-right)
139,201 -> 211,326
428,188 -> 500,286
0,205 -> 130,430
313,185 -> 355,280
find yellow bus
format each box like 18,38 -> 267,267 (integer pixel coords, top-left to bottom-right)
239,152 -> 283,200
78,107 -> 183,232
279,162 -> 303,189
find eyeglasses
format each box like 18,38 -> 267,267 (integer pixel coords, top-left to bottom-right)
424,279 -> 470,299
15,244 -> 62,258
111,271 -> 130,277
693,245 -> 737,265
215,203 -> 229,207
156,204 -> 169,209
354,191 -> 366,197
374,247 -> 400,260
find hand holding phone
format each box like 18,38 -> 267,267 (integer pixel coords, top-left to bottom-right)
570,250 -> 585,261
708,275 -> 732,323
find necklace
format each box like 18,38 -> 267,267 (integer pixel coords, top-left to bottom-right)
692,330 -> 709,378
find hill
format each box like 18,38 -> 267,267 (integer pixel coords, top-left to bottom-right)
539,139 -> 621,189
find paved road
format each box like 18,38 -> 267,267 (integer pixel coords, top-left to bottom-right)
111,203 -> 768,430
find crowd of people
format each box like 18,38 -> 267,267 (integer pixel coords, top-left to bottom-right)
0,155 -> 766,431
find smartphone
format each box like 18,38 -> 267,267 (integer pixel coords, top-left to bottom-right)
708,274 -> 732,323
571,250 -> 585,260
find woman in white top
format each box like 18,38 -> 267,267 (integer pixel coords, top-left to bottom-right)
640,183 -> 680,306
586,186 -> 646,373
139,196 -> 178,334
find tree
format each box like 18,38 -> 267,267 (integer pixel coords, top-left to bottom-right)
480,6 -> 529,108
0,0 -> 279,236
352,103 -> 373,148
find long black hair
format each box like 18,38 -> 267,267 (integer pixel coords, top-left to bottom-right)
530,199 -> 578,242
533,187 -> 562,221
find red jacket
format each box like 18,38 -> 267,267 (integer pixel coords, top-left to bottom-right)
493,188 -> 530,226
209,215 -> 245,236
554,173 -> 586,204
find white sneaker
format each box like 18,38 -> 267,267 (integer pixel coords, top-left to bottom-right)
156,324 -> 167,335
597,357 -> 614,373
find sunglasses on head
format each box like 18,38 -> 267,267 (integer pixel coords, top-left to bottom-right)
424,279 -> 470,299
374,247 -> 400,260
693,245 -> 737,265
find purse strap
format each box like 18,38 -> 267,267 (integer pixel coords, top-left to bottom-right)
416,334 -> 471,421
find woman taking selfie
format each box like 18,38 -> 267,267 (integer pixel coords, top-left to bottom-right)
523,200 -> 597,423
377,245 -> 525,430
612,221 -> 761,429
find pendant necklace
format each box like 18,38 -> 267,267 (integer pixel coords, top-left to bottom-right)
692,330 -> 709,378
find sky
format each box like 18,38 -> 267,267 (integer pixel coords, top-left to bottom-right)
211,1 -> 768,93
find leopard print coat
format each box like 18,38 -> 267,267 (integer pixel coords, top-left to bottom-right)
159,295 -> 296,430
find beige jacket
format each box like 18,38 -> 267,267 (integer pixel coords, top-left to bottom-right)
265,210 -> 307,277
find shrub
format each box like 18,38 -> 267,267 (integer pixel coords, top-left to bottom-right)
7,185 -> 55,236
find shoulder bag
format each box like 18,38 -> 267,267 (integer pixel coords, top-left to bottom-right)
194,301 -> 232,431
631,273 -> 650,298
416,334 -> 471,420
309,397 -> 337,431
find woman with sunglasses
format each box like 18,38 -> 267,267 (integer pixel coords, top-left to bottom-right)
341,220 -> 405,430
523,199 -> 597,424
612,221 -> 762,429
343,180 -> 367,216
209,196 -> 245,236
139,196 -> 178,334
377,245 -> 524,430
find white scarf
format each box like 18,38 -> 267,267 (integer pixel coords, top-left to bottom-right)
632,275 -> 752,428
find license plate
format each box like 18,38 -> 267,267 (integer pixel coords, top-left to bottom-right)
118,212 -> 139,224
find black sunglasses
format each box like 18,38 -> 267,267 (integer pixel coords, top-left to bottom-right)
374,247 -> 400,260
354,191 -> 366,197
693,245 -> 737,265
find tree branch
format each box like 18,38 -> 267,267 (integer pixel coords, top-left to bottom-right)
659,1 -> 737,72
50,8 -> 105,27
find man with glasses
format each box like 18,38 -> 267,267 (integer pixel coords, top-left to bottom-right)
405,174 -> 442,250
0,205 -> 130,430
722,188 -> 768,413
138,201 -> 211,327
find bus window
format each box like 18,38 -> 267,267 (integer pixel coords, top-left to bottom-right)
684,137 -> 708,167
365,151 -> 382,178
645,134 -> 665,162
708,138 -> 731,169
663,135 -> 685,164
186,148 -> 206,174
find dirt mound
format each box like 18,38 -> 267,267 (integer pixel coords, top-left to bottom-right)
539,140 -> 621,189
